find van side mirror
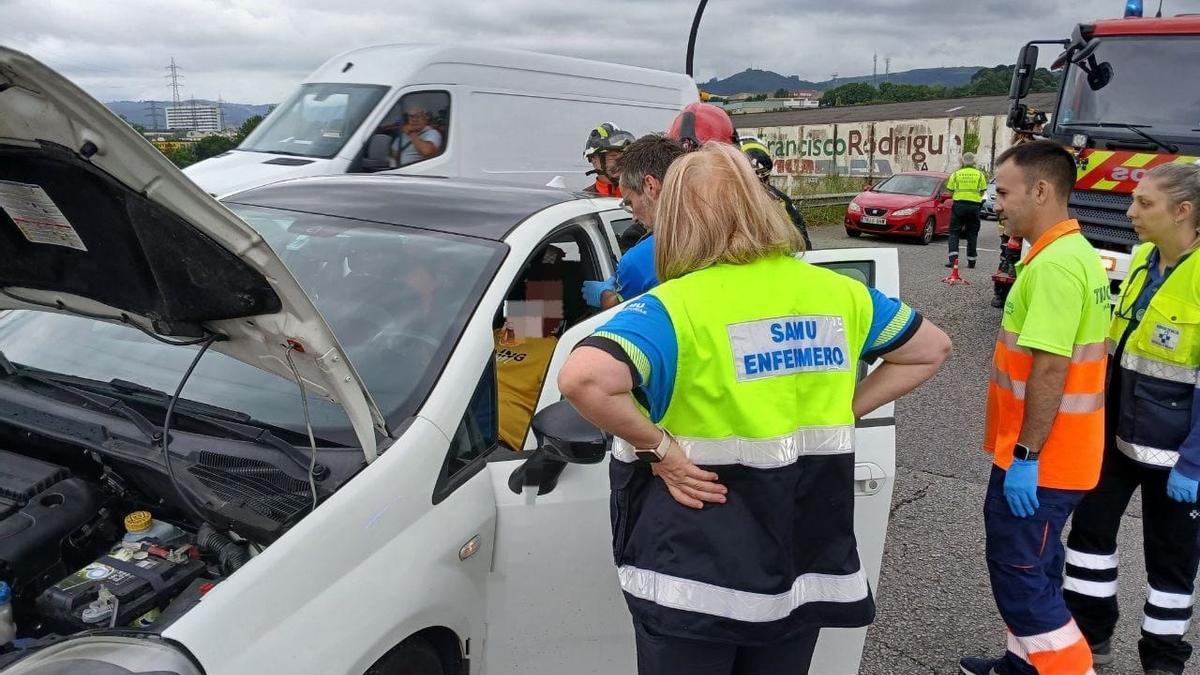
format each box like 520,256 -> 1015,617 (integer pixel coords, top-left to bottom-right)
531,400 -> 609,464
1009,44 -> 1040,100
360,133 -> 392,172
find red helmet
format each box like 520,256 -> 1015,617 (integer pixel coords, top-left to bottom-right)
667,102 -> 736,150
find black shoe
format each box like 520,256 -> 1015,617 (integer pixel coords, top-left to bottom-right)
959,656 -> 1002,675
968,259 -> 977,269
1090,639 -> 1113,666
946,257 -> 957,268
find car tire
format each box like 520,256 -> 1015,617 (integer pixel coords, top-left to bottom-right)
365,636 -> 443,675
845,227 -> 862,238
919,217 -> 935,245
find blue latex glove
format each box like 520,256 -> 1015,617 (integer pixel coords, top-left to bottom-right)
1004,459 -> 1040,518
582,277 -> 617,308
1167,467 -> 1199,504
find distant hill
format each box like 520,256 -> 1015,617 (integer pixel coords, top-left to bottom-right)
701,66 -> 988,96
104,99 -> 275,130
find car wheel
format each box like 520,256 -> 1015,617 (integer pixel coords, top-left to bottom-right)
919,217 -> 935,245
845,227 -> 862,238
365,636 -> 443,675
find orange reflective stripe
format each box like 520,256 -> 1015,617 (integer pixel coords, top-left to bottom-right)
1006,621 -> 1095,674
998,329 -> 1030,354
992,365 -> 1026,398
1059,392 -> 1106,414
1071,341 -> 1107,363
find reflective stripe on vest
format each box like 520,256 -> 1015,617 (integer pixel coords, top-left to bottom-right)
989,330 -> 1107,414
610,424 -> 853,467
1120,351 -> 1197,384
617,565 -> 869,624
1115,437 -> 1180,467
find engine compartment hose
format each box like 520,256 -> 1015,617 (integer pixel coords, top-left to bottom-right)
197,523 -> 249,573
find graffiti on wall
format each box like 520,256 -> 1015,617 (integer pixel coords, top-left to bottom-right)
740,114 -> 1011,180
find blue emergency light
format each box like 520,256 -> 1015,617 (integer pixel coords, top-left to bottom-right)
1125,0 -> 1143,17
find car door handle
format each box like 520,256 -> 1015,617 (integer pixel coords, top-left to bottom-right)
854,462 -> 886,496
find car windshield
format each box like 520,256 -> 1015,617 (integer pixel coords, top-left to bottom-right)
872,174 -> 941,196
238,83 -> 389,159
0,207 -> 505,443
1055,36 -> 1200,138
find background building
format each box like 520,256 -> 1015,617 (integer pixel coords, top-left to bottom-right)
165,104 -> 223,133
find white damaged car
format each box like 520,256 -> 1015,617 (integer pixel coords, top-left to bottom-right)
0,47 -> 902,674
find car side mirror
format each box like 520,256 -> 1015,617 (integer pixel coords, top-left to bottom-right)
1009,43 -> 1040,100
531,400 -> 609,464
940,191 -> 953,202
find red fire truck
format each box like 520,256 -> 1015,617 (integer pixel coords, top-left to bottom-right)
1003,5 -> 1200,297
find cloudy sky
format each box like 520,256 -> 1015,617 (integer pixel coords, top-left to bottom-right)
0,0 -> 1154,103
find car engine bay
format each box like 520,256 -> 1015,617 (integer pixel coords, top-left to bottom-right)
0,411 -> 361,653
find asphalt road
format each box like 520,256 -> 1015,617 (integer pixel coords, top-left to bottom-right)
806,220 -> 1200,674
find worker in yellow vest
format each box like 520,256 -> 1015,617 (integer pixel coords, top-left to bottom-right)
559,143 -> 951,674
946,152 -> 989,269
1064,162 -> 1200,674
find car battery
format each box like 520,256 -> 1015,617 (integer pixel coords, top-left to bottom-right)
35,543 -> 206,631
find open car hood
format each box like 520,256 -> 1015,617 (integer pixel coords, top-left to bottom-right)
0,48 -> 386,460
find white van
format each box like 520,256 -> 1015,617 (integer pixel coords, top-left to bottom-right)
183,44 -> 699,196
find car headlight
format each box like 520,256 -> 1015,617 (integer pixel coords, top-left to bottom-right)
848,202 -> 862,213
891,207 -> 920,217
1,635 -> 203,675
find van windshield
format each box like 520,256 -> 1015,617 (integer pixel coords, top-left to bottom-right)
239,83 -> 389,159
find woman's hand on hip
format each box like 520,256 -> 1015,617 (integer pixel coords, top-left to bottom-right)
651,440 -> 727,509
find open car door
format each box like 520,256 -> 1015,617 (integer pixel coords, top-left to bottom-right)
485,246 -> 901,674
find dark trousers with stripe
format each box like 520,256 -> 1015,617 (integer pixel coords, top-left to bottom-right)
984,465 -> 1088,674
634,621 -> 819,675
948,201 -> 981,262
1065,447 -> 1200,674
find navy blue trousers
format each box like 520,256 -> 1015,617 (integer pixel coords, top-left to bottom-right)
985,465 -> 1087,674
633,621 -> 819,675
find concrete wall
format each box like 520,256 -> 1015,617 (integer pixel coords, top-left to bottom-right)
739,113 -> 1017,192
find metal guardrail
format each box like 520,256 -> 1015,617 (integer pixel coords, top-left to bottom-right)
792,192 -> 859,208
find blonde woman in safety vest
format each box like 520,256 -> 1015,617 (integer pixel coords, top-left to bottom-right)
1063,162 -> 1200,675
558,142 -> 951,675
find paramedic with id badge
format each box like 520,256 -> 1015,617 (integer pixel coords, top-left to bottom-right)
558,143 -> 950,675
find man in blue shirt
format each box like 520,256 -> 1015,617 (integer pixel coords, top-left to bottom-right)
583,135 -> 685,310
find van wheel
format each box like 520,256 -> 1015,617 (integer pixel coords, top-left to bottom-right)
365,636 -> 442,675
919,218 -> 935,245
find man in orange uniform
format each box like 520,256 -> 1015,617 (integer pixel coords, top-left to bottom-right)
960,141 -> 1111,675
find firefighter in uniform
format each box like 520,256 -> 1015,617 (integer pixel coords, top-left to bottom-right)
559,142 -> 951,674
1064,162 -> 1200,675
583,122 -> 636,198
946,152 -> 989,269
741,139 -> 814,250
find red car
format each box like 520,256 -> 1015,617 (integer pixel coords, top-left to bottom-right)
844,171 -> 953,245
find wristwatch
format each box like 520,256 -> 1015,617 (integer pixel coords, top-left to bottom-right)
1013,443 -> 1040,462
635,428 -> 673,463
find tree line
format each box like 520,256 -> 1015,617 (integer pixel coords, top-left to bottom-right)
160,115 -> 266,168
819,65 -> 1060,108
